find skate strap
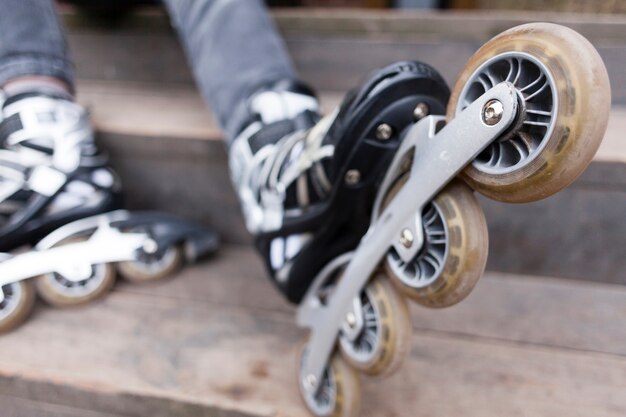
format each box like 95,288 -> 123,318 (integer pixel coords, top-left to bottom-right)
0,113 -> 23,145
27,165 -> 67,197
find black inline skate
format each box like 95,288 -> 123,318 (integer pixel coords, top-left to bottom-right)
232,24 -> 611,417
230,61 -> 450,304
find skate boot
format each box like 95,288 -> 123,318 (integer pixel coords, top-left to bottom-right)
0,93 -> 218,333
245,24 -> 608,417
230,63 -> 450,304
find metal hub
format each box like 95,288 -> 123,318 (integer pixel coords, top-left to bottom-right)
48,264 -> 106,296
339,287 -> 380,364
387,201 -> 448,289
0,283 -> 20,320
300,349 -> 336,415
455,51 -> 557,174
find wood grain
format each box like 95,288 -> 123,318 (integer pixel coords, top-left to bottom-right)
1,247 -> 626,416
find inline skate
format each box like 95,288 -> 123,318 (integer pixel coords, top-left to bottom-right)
232,23 -> 610,417
0,93 -> 218,333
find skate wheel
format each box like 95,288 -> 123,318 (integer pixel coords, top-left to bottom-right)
117,245 -> 183,283
298,343 -> 361,417
36,236 -> 116,307
384,179 -> 488,308
338,274 -> 411,376
447,23 -> 610,203
0,280 -> 36,334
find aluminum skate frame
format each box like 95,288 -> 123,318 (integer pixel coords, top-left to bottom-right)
297,82 -> 519,391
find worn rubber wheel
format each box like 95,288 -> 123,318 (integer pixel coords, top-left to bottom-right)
338,274 -> 411,376
117,245 -> 183,283
383,178 -> 488,308
0,280 -> 36,334
298,344 -> 361,417
36,236 -> 116,307
447,23 -> 610,203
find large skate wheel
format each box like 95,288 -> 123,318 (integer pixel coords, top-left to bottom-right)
384,179 -> 488,308
338,274 -> 411,376
36,236 -> 116,307
117,244 -> 183,283
298,344 -> 361,417
0,281 -> 35,334
447,23 -> 610,203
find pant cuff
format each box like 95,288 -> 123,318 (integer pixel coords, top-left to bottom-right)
0,54 -> 75,93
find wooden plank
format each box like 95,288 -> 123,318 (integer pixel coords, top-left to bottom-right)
64,9 -> 626,104
1,247 -> 626,416
480,186 -> 626,285
77,80 -> 626,167
117,247 -> 626,356
3,395 -> 127,417
76,81 -> 342,142
272,9 -> 626,43
60,8 -> 626,44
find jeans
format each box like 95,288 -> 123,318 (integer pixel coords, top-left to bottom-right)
0,0 -> 297,143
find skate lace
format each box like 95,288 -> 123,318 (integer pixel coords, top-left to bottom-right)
0,98 -> 101,220
237,115 -> 335,233
1,97 -> 96,174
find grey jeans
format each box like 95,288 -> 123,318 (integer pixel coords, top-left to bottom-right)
0,0 -> 297,143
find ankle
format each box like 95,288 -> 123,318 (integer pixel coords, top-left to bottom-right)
2,76 -> 74,103
229,79 -> 320,145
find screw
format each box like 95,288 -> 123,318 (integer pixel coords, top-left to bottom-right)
304,374 -> 318,391
375,123 -> 393,141
344,169 -> 361,185
482,99 -> 504,126
345,312 -> 357,328
399,228 -> 414,248
143,238 -> 158,254
413,102 -> 430,120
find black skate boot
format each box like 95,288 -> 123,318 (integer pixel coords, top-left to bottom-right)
229,62 -> 450,303
0,92 -> 122,251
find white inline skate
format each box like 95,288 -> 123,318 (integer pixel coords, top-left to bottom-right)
0,93 -> 218,333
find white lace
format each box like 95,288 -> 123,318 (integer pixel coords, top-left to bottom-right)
0,97 -> 95,210
230,112 -> 336,234
2,96 -> 94,173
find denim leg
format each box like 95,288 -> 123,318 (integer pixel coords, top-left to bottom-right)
0,0 -> 74,91
163,0 -> 297,143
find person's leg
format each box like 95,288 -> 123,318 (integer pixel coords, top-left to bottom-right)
0,0 -> 74,96
163,0 -> 318,144
0,0 -> 96,173
165,0 -> 450,303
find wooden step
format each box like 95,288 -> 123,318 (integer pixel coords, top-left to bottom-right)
76,79 -> 626,285
2,246 -> 626,416
62,8 -> 626,104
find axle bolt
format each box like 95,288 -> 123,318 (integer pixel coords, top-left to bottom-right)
143,238 -> 158,254
344,169 -> 361,185
375,123 -> 393,141
413,102 -> 430,120
304,374 -> 318,391
346,312 -> 357,328
400,228 -> 414,248
482,99 -> 504,126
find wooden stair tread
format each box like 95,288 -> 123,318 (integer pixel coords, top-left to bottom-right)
2,246 -> 626,416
